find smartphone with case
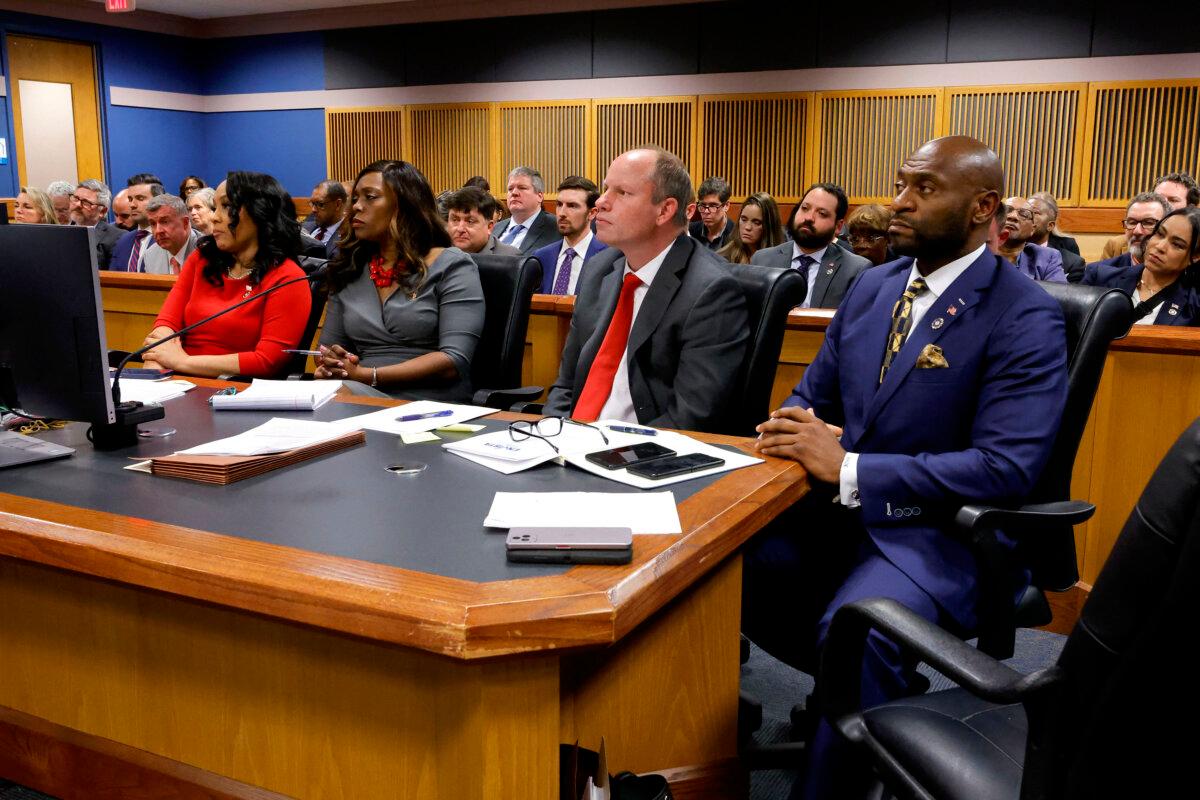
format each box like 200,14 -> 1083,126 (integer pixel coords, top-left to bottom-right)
627,452 -> 725,480
584,442 -> 676,470
505,527 -> 633,564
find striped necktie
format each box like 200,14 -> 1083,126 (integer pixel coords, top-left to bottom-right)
879,276 -> 927,384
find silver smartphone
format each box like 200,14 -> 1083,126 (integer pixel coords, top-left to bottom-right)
505,527 -> 633,564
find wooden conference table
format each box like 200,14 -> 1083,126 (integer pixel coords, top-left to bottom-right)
0,383 -> 807,799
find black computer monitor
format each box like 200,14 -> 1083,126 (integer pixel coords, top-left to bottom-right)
0,224 -> 115,426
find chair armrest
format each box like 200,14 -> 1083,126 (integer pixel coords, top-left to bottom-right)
512,402 -> 545,415
820,597 -> 1061,722
955,500 -> 1095,533
472,386 -> 543,408
108,350 -> 133,368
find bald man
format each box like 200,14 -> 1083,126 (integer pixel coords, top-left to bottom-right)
743,136 -> 1068,798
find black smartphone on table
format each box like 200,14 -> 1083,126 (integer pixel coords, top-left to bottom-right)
627,452 -> 725,480
505,527 -> 633,564
584,442 -> 675,470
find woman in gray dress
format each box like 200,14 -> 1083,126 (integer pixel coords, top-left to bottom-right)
315,160 -> 485,401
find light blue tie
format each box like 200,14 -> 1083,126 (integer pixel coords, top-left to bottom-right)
500,223 -> 525,245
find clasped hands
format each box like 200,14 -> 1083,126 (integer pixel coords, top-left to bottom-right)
141,327 -> 189,371
754,406 -> 846,484
313,344 -> 367,382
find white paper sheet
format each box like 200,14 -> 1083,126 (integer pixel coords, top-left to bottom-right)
484,491 -> 681,534
176,417 -> 347,457
210,379 -> 342,411
112,378 -> 194,405
325,400 -> 494,436
443,419 -> 643,473
562,429 -> 762,488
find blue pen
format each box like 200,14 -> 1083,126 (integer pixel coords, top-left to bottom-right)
395,409 -> 454,423
606,424 -> 656,436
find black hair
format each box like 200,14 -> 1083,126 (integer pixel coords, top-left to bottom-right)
800,182 -> 849,221
556,175 -> 600,209
697,176 -> 732,204
463,175 -> 490,192
197,171 -> 303,288
320,179 -> 348,203
328,160 -> 451,295
444,186 -> 498,219
128,173 -> 163,188
1150,207 -> 1200,288
179,175 -> 206,196
1154,172 -> 1200,207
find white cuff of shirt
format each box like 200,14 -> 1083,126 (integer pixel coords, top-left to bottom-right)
839,452 -> 861,507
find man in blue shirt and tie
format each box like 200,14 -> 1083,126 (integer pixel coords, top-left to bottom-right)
533,176 -> 608,295
490,166 -> 561,255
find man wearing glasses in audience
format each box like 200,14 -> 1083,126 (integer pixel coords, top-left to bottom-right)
996,196 -> 1067,282
689,176 -> 735,250
1099,173 -> 1197,260
1085,192 -> 1171,278
70,179 -> 124,270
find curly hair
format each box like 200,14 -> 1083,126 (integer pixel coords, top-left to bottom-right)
328,160 -> 451,295
197,171 -> 302,288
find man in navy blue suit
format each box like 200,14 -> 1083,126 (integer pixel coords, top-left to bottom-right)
743,136 -> 1068,798
533,175 -> 608,295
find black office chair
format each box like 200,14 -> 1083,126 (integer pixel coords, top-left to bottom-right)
278,255 -> 330,379
721,263 -> 807,436
819,415 -> 1200,800
466,253 -> 545,407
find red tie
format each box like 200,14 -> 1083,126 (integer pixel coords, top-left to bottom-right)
574,272 -> 641,421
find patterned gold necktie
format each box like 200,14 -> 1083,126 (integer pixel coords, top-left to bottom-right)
879,276 -> 928,384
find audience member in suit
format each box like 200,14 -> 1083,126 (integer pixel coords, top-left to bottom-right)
688,176 -> 735,250
110,180 -> 165,272
138,194 -> 199,275
742,136 -> 1068,799
316,160 -> 484,403
843,203 -> 896,266
112,189 -> 135,231
301,179 -> 347,260
69,179 -> 123,269
535,175 -> 609,294
13,187 -> 58,225
750,183 -> 871,308
490,166 -> 561,254
141,172 -> 311,378
1089,191 -> 1172,273
444,187 -> 520,257
1028,192 -> 1085,281
178,175 -> 206,199
1100,182 -> 1187,258
716,191 -> 785,265
186,187 -> 216,236
544,147 -> 749,431
1085,208 -> 1200,326
996,196 -> 1067,282
45,180 -> 75,225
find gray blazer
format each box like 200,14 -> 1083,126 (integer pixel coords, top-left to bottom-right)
319,248 -> 485,402
545,235 -> 750,432
492,210 -> 561,254
481,235 -> 521,256
139,229 -> 199,274
750,240 -> 871,309
92,220 -> 125,270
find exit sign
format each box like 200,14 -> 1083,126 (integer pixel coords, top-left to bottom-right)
106,0 -> 136,11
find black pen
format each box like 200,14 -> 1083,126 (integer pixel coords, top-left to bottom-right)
606,424 -> 656,436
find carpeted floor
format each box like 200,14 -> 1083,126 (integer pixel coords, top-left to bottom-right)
742,628 -> 1068,800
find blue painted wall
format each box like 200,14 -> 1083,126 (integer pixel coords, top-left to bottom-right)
203,109 -> 326,198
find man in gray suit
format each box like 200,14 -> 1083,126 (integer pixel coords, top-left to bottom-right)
491,166 -> 561,254
544,147 -> 749,432
138,194 -> 198,274
751,182 -> 871,309
444,187 -> 520,256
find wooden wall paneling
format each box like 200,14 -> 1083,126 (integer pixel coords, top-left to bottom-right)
697,93 -> 811,203
324,107 -> 408,183
406,102 -> 493,195
592,97 -> 697,184
497,101 -> 590,197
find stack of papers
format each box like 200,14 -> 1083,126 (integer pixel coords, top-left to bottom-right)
484,491 -> 682,534
210,379 -> 343,411
324,400 -> 494,436
178,418 -> 349,456
113,378 -> 194,405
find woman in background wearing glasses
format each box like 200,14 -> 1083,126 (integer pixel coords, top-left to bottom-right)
315,160 -> 484,401
717,192 -> 785,265
843,204 -> 895,266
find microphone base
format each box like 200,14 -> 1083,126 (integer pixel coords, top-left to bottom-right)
91,401 -> 166,450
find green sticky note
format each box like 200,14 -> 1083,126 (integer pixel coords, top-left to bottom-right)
435,423 -> 486,433
400,431 -> 441,444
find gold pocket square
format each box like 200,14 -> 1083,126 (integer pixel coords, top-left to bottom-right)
915,344 -> 949,369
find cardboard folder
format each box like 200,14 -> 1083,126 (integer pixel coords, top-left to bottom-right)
150,430 -> 365,485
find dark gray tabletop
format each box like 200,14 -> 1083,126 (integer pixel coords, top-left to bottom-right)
2,388 -> 723,583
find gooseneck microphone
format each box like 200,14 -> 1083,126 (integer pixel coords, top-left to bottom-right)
93,262 -> 327,450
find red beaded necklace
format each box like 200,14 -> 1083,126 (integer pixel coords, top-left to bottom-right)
368,255 -> 399,288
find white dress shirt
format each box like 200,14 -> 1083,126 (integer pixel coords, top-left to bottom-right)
1131,287 -> 1162,326
839,244 -> 985,506
794,243 -> 828,308
596,242 -> 672,423
555,230 -> 594,295
312,217 -> 342,244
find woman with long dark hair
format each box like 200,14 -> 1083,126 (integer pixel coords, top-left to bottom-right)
1085,206 -> 1200,326
141,171 -> 312,376
717,192 -> 784,264
315,160 -> 484,401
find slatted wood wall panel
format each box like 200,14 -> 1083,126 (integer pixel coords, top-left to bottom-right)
945,85 -> 1085,203
325,108 -> 407,183
1083,80 -> 1200,207
593,98 -> 696,180
406,104 -> 492,194
815,90 -> 942,203
698,94 -> 811,203
499,102 -> 591,195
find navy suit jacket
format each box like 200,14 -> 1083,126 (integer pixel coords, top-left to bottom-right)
492,210 -> 561,255
1084,253 -> 1134,277
533,237 -> 609,294
1083,261 -> 1199,325
786,249 -> 1067,626
109,229 -> 146,272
